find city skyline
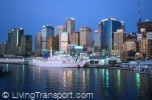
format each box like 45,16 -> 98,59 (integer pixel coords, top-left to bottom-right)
0,0 -> 152,43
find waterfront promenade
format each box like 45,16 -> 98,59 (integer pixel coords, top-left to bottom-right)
0,58 -> 30,64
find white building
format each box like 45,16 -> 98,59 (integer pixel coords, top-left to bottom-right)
55,25 -> 66,36
80,27 -> 92,47
66,18 -> 75,43
59,32 -> 68,52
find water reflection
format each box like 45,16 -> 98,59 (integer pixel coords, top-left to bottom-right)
105,69 -> 109,88
101,69 -> 105,80
136,73 -> 140,90
117,69 -> 121,92
22,64 -> 25,80
6,64 -> 8,72
82,70 -> 86,90
0,65 -> 152,100
86,68 -> 90,82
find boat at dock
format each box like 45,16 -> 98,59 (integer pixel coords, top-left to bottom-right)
121,60 -> 152,74
121,61 -> 138,69
133,61 -> 152,74
29,51 -> 89,68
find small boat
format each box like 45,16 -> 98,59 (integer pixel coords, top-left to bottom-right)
0,66 -> 11,77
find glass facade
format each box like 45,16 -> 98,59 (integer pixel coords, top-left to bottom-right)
101,18 -> 123,50
9,28 -> 24,55
41,25 -> 54,51
21,35 -> 32,56
34,32 -> 41,51
66,18 -> 75,43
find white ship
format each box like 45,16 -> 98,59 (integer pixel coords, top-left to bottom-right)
29,47 -> 88,67
29,55 -> 87,67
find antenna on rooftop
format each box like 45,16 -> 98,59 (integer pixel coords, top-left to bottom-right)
138,0 -> 141,22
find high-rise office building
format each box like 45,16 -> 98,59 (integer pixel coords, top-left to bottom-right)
59,32 -> 68,52
137,21 -> 152,59
8,28 -> 24,55
99,18 -> 124,51
80,27 -> 93,47
126,32 -> 137,42
8,31 -> 12,54
47,36 -> 59,51
113,29 -> 126,58
0,42 -> 6,56
126,32 -> 139,52
21,35 -> 32,56
34,32 -> 41,51
41,25 -> 54,51
66,18 -> 75,43
5,41 -> 9,55
123,41 -> 136,60
98,22 -> 102,48
137,21 -> 152,33
70,31 -> 80,45
94,30 -> 101,51
55,25 -> 66,36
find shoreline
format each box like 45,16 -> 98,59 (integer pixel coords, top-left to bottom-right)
0,58 -> 30,64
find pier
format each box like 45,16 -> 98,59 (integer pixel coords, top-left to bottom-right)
0,58 -> 30,64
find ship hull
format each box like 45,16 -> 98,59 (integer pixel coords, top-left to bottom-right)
29,61 -> 86,67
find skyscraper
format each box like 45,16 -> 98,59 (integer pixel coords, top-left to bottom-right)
59,32 -> 68,52
100,18 -> 124,51
47,36 -> 59,51
94,30 -> 101,51
0,42 -> 6,56
137,20 -> 152,58
80,27 -> 92,47
66,18 -> 75,43
137,21 -> 152,33
34,32 -> 41,51
55,25 -> 66,36
8,30 -> 12,54
41,25 -> 54,51
21,35 -> 32,56
70,31 -> 80,45
114,29 -> 126,58
8,28 -> 24,55
98,22 -> 102,48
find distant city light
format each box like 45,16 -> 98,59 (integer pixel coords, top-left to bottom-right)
145,20 -> 149,22
140,28 -> 146,33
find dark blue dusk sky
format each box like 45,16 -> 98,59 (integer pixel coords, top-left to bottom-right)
0,0 -> 152,43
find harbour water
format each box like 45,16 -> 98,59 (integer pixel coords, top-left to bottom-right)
1,64 -> 152,100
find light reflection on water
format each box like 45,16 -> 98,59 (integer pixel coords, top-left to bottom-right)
0,64 -> 152,100
136,73 -> 140,89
